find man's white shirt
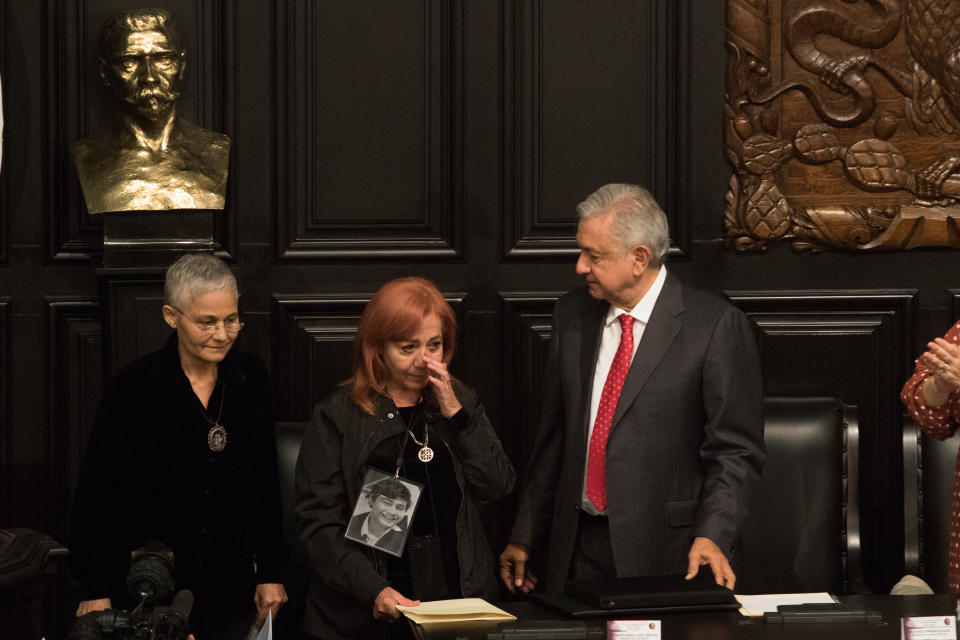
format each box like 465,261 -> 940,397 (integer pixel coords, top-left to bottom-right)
580,266 -> 668,515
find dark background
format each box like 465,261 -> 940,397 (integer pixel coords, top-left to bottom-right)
0,0 -> 950,613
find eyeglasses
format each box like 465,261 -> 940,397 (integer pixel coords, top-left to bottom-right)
169,305 -> 244,334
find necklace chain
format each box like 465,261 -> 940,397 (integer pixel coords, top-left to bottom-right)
198,381 -> 228,452
198,380 -> 226,426
408,424 -> 429,447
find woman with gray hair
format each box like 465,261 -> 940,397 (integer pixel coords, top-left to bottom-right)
69,253 -> 287,639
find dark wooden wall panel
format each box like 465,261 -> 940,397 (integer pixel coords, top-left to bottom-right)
501,0 -> 690,259
497,293 -> 559,476
44,0 -> 234,261
0,0 -> 6,264
272,296 -> 367,422
272,293 -> 467,422
0,298 -> 10,524
275,0 -> 464,260
731,290 -> 916,590
99,273 -> 170,376
45,298 -> 101,538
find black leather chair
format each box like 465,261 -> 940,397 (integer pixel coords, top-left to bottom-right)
275,421 -> 309,637
739,397 -> 863,595
903,415 -> 960,593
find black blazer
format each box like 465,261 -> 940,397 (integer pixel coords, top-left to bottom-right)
510,273 -> 765,590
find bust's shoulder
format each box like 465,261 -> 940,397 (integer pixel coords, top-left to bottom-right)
178,119 -> 230,152
71,129 -> 123,164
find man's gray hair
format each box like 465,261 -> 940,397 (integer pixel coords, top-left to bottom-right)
576,183 -> 670,268
164,253 -> 237,309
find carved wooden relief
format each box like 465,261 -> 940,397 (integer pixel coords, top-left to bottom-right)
725,0 -> 960,252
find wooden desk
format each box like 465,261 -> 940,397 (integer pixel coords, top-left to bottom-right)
409,594 -> 958,640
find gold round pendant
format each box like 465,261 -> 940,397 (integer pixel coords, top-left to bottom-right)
418,446 -> 434,462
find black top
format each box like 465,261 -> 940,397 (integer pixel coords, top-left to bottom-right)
69,333 -> 287,629
370,404 -> 465,600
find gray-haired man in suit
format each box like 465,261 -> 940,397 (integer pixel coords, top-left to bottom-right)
499,184 -> 764,593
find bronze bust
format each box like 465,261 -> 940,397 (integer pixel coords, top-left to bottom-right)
72,9 -> 229,214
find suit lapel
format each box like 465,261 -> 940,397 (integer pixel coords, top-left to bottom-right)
609,272 -> 684,431
579,292 -> 608,435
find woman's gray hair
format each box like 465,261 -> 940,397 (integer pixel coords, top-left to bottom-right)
576,183 -> 670,268
164,253 -> 238,309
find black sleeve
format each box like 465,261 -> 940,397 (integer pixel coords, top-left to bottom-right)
68,378 -> 138,602
245,357 -> 289,583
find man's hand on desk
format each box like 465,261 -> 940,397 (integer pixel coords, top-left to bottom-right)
686,536 -> 735,589
499,542 -> 538,593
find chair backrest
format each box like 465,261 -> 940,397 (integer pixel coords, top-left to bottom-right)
739,397 -> 862,594
275,421 -> 308,545
903,417 -> 960,593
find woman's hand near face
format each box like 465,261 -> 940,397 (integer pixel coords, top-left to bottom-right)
372,586 -> 420,621
423,354 -> 461,418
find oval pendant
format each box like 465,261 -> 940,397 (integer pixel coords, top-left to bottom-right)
207,424 -> 228,452
418,446 -> 434,462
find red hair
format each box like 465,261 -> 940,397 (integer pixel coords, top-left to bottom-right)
349,277 -> 457,414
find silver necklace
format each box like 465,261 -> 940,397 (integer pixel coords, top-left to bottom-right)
199,381 -> 227,452
408,424 -> 434,462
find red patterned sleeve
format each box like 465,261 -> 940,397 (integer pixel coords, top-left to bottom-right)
901,319 -> 960,440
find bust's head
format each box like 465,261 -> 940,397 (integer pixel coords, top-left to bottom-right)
98,9 -> 186,123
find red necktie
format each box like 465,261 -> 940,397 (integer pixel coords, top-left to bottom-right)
586,314 -> 635,512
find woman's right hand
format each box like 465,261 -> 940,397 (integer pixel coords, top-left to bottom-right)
372,586 -> 419,621
76,598 -> 112,616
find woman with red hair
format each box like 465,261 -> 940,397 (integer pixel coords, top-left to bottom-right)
295,277 -> 515,639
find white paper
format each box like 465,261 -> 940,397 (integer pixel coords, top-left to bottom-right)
735,592 -> 837,616
245,610 -> 272,640
901,616 -> 957,640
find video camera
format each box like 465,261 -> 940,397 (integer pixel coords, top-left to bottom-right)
66,542 -> 193,640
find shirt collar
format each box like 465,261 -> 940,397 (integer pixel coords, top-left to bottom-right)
604,266 -> 667,327
360,512 -> 402,542
150,331 -> 246,385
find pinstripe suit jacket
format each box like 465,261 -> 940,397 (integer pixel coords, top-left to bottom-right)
509,273 -> 765,590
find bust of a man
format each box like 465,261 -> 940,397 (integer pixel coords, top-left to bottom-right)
72,9 -> 229,213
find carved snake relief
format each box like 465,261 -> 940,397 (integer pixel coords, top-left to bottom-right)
752,0 -> 901,127
905,0 -> 960,129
